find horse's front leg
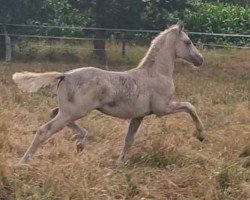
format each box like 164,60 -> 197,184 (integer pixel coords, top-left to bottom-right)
117,117 -> 144,164
165,101 -> 205,141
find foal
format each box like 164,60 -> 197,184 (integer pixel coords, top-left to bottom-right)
13,22 -> 205,166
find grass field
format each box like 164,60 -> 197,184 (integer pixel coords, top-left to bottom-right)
0,49 -> 250,199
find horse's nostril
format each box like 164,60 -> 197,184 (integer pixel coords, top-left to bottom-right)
193,56 -> 203,67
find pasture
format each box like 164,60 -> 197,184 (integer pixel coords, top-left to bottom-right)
0,49 -> 250,199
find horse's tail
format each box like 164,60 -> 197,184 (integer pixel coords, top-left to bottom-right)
12,71 -> 64,93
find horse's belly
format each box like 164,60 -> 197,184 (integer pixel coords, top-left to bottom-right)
97,102 -> 150,119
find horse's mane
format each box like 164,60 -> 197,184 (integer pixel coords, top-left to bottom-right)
137,25 -> 178,68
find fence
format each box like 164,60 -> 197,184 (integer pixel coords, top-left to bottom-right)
0,23 -> 250,62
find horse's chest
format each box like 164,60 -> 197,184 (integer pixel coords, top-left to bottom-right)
150,80 -> 175,115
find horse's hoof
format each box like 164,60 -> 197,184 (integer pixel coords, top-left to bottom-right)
116,158 -> 125,168
76,143 -> 84,153
198,136 -> 205,142
240,156 -> 250,168
116,161 -> 124,168
14,163 -> 31,170
195,130 -> 205,142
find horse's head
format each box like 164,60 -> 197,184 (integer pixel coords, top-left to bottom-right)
173,22 -> 203,67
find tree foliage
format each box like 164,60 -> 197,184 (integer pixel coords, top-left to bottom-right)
0,0 -> 249,59
204,0 -> 249,7
184,1 -> 250,34
183,1 -> 250,45
0,0 -> 249,34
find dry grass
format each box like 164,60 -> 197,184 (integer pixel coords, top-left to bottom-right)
0,49 -> 250,199
13,40 -> 147,67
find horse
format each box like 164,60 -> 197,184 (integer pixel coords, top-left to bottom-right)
12,22 -> 205,166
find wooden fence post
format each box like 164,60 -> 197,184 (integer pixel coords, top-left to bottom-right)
122,32 -> 126,56
3,25 -> 11,61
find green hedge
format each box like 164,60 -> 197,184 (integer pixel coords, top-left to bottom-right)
182,1 -> 250,46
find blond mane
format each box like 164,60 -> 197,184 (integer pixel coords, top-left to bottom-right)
137,25 -> 178,68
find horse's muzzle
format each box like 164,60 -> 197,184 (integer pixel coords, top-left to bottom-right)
192,55 -> 204,67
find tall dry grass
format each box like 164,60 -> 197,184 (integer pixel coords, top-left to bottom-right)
0,48 -> 249,199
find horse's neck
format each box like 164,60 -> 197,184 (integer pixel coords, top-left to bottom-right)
139,35 -> 176,78
153,38 -> 175,78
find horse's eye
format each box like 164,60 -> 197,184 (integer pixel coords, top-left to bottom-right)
185,40 -> 191,45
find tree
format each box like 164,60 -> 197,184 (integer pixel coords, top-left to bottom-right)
0,0 -> 43,59
0,0 -> 193,60
0,0 -> 86,60
68,0 -> 145,61
69,0 -> 191,61
204,0 -> 249,7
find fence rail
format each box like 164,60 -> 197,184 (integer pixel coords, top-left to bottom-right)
1,23 -> 250,38
0,23 -> 249,61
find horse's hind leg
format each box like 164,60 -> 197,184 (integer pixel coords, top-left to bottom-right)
68,123 -> 87,152
19,112 -> 71,165
51,107 -> 87,152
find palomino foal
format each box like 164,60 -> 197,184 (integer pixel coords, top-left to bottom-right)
13,22 -> 205,166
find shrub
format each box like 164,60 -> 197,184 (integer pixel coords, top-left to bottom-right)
183,0 -> 250,45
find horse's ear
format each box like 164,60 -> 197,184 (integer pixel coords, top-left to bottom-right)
177,21 -> 184,34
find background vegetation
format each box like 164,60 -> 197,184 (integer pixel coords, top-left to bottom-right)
0,0 -> 249,60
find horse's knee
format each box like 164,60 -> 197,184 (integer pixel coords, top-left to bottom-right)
36,121 -> 57,142
35,125 -> 48,143
183,102 -> 196,113
50,107 -> 59,118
